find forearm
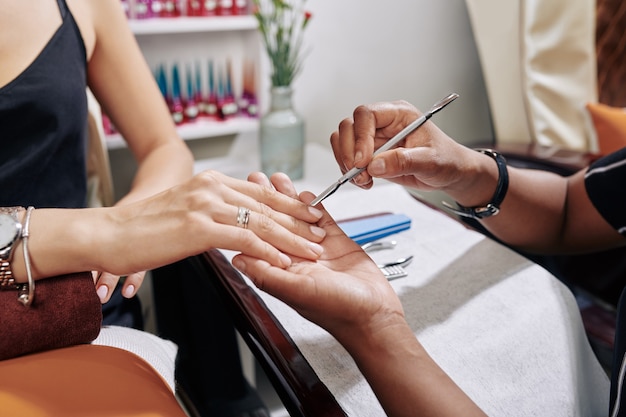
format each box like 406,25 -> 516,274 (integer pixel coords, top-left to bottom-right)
444,150 -> 569,252
341,319 -> 487,417
116,141 -> 194,206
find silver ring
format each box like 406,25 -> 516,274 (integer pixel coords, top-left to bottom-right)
236,207 -> 251,229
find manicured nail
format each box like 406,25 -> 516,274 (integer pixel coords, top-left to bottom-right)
369,158 -> 386,175
354,172 -> 368,185
123,285 -> 135,298
232,258 -> 246,273
310,225 -> 326,238
97,285 -> 108,302
279,253 -> 292,266
355,151 -> 363,164
308,241 -> 324,256
308,206 -> 323,218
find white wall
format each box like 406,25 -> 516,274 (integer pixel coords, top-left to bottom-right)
110,0 -> 494,198
259,0 -> 493,147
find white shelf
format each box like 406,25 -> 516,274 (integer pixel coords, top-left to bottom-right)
128,15 -> 258,35
106,117 -> 259,149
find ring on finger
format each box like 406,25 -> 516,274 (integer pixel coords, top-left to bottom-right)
236,207 -> 251,229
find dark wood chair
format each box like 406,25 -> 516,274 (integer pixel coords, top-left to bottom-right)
188,251 -> 347,417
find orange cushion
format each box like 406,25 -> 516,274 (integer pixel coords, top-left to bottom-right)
586,102 -> 626,155
0,344 -> 187,417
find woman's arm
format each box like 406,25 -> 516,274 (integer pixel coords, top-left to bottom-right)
84,0 -> 194,205
8,171 -> 326,282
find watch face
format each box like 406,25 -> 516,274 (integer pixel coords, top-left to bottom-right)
0,213 -> 21,249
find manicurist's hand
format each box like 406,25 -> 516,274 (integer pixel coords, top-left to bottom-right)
330,100 -> 481,196
237,172 -> 402,341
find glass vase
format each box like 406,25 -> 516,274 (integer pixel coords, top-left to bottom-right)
259,86 -> 305,180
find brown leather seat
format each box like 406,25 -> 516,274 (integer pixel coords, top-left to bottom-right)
0,344 -> 188,417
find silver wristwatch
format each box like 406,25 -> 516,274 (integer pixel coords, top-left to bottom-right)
0,207 -> 24,290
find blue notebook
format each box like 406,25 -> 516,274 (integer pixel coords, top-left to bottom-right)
337,212 -> 412,245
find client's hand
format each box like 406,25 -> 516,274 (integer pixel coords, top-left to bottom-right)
233,172 -> 404,346
23,170 -> 326,286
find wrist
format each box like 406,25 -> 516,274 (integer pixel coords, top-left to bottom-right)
338,311 -> 415,360
12,208 -> 105,280
443,149 -> 509,219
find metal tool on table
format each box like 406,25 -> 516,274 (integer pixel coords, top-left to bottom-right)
362,240 -> 414,281
309,92 -> 459,206
378,256 -> 414,281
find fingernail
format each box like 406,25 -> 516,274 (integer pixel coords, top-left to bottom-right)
97,285 -> 108,302
369,158 -> 386,175
308,206 -> 323,218
123,285 -> 135,298
308,241 -> 324,256
279,253 -> 292,266
354,172 -> 368,185
355,151 -> 363,164
310,225 -> 326,238
232,258 -> 246,273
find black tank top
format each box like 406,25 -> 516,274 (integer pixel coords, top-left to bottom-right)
0,0 -> 88,208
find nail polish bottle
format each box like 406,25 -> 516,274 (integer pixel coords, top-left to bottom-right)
184,65 -> 199,122
150,0 -> 164,17
240,60 -> 258,117
232,0 -> 248,15
217,0 -> 233,16
194,61 -> 206,116
216,66 -> 228,120
133,0 -> 153,19
170,64 -> 185,125
188,0 -> 217,16
205,60 -> 219,119
156,64 -> 169,105
161,0 -> 182,17
187,0 -> 202,16
222,59 -> 239,118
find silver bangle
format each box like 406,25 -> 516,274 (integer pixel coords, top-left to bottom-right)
18,206 -> 35,306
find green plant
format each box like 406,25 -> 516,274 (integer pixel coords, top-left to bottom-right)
253,0 -> 312,87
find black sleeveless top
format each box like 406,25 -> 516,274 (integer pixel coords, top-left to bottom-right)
0,0 -> 88,208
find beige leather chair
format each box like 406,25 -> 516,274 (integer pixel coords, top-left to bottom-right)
464,0 -> 598,151
86,88 -> 115,208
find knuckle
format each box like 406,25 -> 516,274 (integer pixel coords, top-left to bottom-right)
236,228 -> 257,250
257,211 -> 276,234
352,105 -> 371,120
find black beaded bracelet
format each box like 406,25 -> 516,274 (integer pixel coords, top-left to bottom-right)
443,149 -> 509,219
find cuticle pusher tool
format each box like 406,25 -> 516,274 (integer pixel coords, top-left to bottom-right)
309,92 -> 459,206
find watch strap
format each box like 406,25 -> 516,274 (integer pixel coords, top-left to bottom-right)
443,149 -> 509,219
0,207 -> 24,290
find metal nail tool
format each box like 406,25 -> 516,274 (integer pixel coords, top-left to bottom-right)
362,240 -> 413,281
309,92 -> 459,206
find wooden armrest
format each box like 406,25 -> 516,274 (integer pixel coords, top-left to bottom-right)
191,250 -> 347,417
475,142 -> 602,175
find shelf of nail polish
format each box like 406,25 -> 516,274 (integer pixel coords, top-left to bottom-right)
105,117 -> 259,150
121,0 -> 251,23
128,15 -> 257,35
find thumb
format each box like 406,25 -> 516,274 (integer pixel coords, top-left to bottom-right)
367,148 -> 413,179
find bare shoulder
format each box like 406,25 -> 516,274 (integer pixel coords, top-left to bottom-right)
67,0 -> 130,62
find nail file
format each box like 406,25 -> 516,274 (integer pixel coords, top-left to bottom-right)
337,213 -> 411,245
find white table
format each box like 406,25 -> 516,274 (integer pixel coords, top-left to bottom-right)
224,143 -> 611,416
